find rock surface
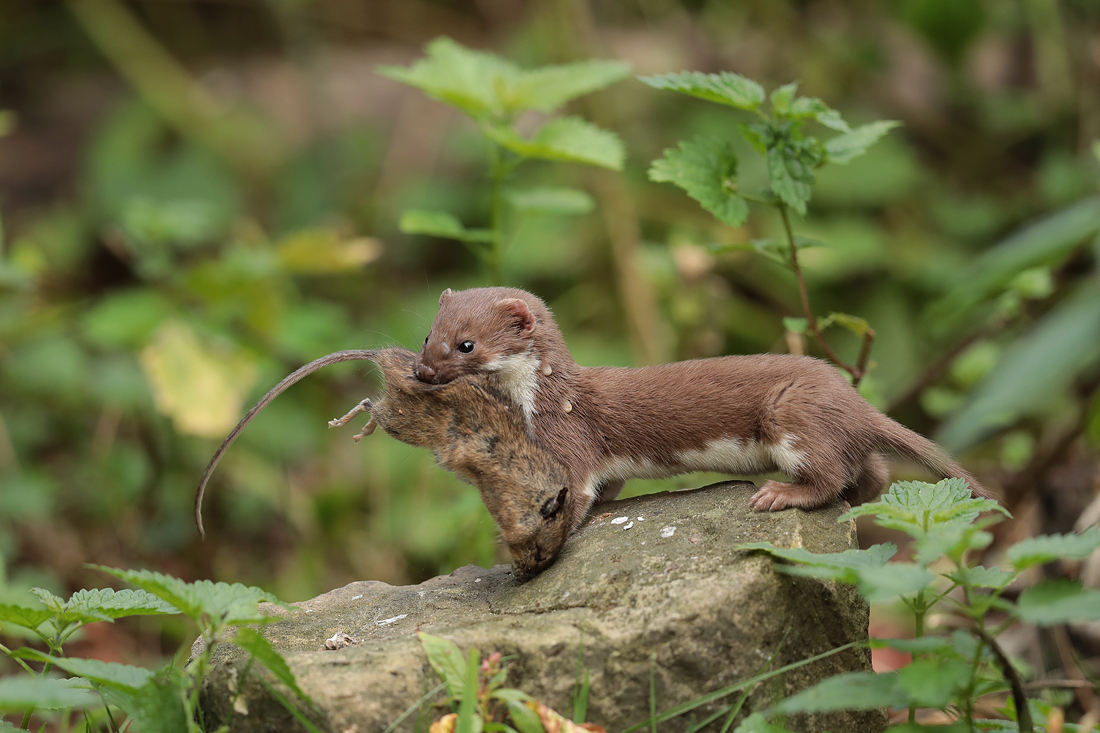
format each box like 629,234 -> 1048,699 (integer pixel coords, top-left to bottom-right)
197,481 -> 887,732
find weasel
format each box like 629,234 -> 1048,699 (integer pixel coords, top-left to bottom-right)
194,347 -> 574,580
415,287 -> 996,534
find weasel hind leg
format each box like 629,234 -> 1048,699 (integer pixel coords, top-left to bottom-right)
750,466 -> 845,511
842,453 -> 890,506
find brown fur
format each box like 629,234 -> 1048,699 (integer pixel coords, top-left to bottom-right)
417,287 -> 996,534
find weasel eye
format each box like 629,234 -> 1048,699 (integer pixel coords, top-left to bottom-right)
457,340 -> 475,354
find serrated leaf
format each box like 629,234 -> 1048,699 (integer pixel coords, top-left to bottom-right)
419,631 -> 468,698
507,60 -> 631,113
504,187 -> 595,216
896,658 -> 972,708
839,479 -> 1007,539
638,71 -> 765,111
769,82 -> 799,116
101,679 -> 188,733
773,671 -> 908,714
485,117 -> 624,170
912,521 -> 996,565
1007,527 -> 1100,571
848,563 -> 937,603
786,97 -> 850,132
817,312 -> 870,338
16,650 -> 156,692
0,604 -> 52,631
0,676 -> 96,711
66,588 -> 180,620
377,37 -> 518,120
1016,579 -> 1100,625
946,564 -> 1015,590
739,542 -> 898,590
648,137 -> 748,227
824,120 -> 901,164
399,210 -> 495,244
92,566 -> 288,628
233,627 -> 314,708
766,141 -> 819,216
29,588 -> 65,613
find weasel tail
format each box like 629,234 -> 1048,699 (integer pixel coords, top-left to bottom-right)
872,414 -> 995,501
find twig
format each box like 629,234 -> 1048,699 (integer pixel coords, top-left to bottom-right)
973,627 -> 1033,733
778,204 -> 872,384
1050,624 -> 1100,716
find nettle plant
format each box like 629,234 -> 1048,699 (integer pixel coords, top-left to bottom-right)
740,479 -> 1100,732
641,71 -> 900,386
378,38 -> 630,284
0,568 -> 313,732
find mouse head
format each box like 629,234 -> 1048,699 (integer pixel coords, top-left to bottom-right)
485,482 -> 575,582
415,287 -> 549,385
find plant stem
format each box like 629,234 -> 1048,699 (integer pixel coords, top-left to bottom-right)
777,203 -> 874,385
973,626 -> 1032,733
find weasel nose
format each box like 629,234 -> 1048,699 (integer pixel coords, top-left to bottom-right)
416,363 -> 437,383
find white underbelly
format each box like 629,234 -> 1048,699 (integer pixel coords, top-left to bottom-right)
584,436 -> 805,498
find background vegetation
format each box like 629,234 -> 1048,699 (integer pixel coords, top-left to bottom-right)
1,0 -> 1099,725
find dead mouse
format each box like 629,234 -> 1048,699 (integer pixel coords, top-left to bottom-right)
414,286 -> 998,536
194,347 -> 573,580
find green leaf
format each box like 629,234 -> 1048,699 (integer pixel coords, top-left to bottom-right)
649,137 -> 748,227
783,317 -> 808,335
504,187 -> 595,216
399,210 -> 495,244
787,96 -> 850,132
766,139 -> 820,216
895,658 -> 972,708
817,312 -> 870,338
1016,579 -> 1100,625
839,479 -> 1007,538
485,117 -> 625,170
376,37 -> 517,120
732,712 -> 791,733
233,627 -> 315,707
638,71 -> 765,111
66,588 -> 180,620
912,520 -> 997,565
0,675 -> 96,711
1007,526 -> 1100,571
29,588 -> 65,613
870,636 -> 951,654
507,60 -> 631,113
934,196 -> 1100,322
741,542 -> 928,600
846,563 -> 937,603
738,542 -> 897,576
0,604 -> 52,631
945,564 -> 1015,590
824,121 -> 901,164
92,566 -> 288,628
769,82 -> 799,116
419,631 -> 468,698
507,700 -> 546,733
456,648 -> 482,733
15,650 -> 156,691
101,679 -> 188,733
936,282 -> 1100,452
772,671 -> 908,714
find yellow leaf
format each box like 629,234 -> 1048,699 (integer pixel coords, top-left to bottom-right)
277,228 -> 381,273
429,713 -> 457,733
139,320 -> 258,438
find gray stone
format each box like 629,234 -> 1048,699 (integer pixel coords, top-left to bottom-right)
197,481 -> 887,733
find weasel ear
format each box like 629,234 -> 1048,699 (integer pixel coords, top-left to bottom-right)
496,298 -> 536,337
439,288 -> 454,305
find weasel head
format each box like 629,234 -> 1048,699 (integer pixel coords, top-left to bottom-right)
415,287 -> 545,385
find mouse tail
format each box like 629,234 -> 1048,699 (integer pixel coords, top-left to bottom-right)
872,414 -> 1000,503
194,349 -> 382,538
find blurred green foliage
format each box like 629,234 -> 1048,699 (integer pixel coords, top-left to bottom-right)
1,0 -> 1099,668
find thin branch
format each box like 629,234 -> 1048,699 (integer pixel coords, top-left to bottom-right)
972,626 -> 1033,733
777,204 -> 871,384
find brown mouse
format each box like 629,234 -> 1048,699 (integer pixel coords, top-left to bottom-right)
415,287 -> 997,534
194,347 -> 573,580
